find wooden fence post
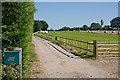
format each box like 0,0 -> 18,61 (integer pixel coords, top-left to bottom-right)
55,36 -> 57,40
71,40 -> 73,50
93,40 -> 98,59
66,38 -> 67,47
86,41 -> 89,53
64,38 -> 65,46
80,40 -> 83,52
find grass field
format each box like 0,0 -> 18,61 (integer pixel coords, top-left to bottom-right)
35,31 -> 119,59
48,31 -> 118,42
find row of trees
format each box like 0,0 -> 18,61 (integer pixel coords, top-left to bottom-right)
56,17 -> 120,31
2,2 -> 35,78
33,20 -> 49,32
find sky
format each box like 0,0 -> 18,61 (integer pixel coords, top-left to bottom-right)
34,2 -> 118,29
35,0 -> 120,2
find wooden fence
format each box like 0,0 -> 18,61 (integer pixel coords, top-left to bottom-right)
36,33 -> 119,58
56,36 -> 94,54
97,42 -> 119,58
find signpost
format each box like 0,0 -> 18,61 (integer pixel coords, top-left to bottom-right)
4,51 -> 20,65
3,48 -> 22,78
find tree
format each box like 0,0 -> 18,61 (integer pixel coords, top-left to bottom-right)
110,17 -> 120,30
58,26 -> 70,31
90,23 -> 102,30
40,20 -> 49,31
102,25 -> 110,30
71,27 -> 80,31
49,28 -> 54,31
100,19 -> 104,27
81,25 -> 89,30
34,20 -> 43,32
33,20 -> 49,32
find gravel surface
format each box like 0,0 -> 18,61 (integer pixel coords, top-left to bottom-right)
32,36 -> 118,78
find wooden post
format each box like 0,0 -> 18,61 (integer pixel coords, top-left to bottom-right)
64,38 -> 65,46
73,40 -> 74,46
86,41 -> 89,53
65,38 -> 66,47
80,40 -> 83,52
93,40 -> 98,59
71,40 -> 73,50
68,39 -> 69,45
57,37 -> 59,41
55,36 -> 57,40
75,41 -> 76,46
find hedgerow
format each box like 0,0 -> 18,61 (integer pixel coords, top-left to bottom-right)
2,2 -> 35,78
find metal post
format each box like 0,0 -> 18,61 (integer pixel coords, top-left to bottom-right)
14,48 -> 22,78
19,48 -> 22,78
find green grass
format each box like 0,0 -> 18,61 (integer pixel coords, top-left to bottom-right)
35,31 -> 119,59
22,43 -> 37,78
49,31 -> 118,42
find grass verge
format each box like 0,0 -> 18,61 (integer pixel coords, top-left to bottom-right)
22,43 -> 37,78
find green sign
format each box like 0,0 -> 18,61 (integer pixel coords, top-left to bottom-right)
4,51 -> 21,65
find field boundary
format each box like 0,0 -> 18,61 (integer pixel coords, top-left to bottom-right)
35,33 -> 119,59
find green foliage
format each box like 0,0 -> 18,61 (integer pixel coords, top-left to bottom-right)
102,25 -> 110,30
110,17 -> 120,30
81,25 -> 89,30
100,19 -> 104,26
2,2 -> 35,78
2,2 -> 35,48
79,52 -> 95,59
22,43 -> 36,78
2,65 -> 20,79
48,28 -> 54,31
34,20 -> 49,32
34,20 -> 43,32
72,52 -> 95,59
56,17 -> 120,31
90,23 -> 102,30
58,26 -> 71,31
40,20 -> 49,31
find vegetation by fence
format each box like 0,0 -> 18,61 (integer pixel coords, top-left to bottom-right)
56,36 -> 94,54
35,33 -> 119,59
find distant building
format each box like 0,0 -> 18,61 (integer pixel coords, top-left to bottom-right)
40,30 -> 48,33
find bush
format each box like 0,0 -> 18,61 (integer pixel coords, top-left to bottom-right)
2,2 -> 35,78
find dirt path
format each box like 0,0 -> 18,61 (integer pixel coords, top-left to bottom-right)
32,36 -> 118,78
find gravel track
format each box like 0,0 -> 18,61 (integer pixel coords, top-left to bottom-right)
32,36 -> 118,78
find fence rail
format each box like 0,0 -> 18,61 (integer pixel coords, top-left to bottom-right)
36,33 -> 119,59
57,38 -> 93,53
97,42 -> 119,58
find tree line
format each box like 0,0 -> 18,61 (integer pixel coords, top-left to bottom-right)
33,20 -> 48,32
55,17 -> 120,31
33,17 -> 120,32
